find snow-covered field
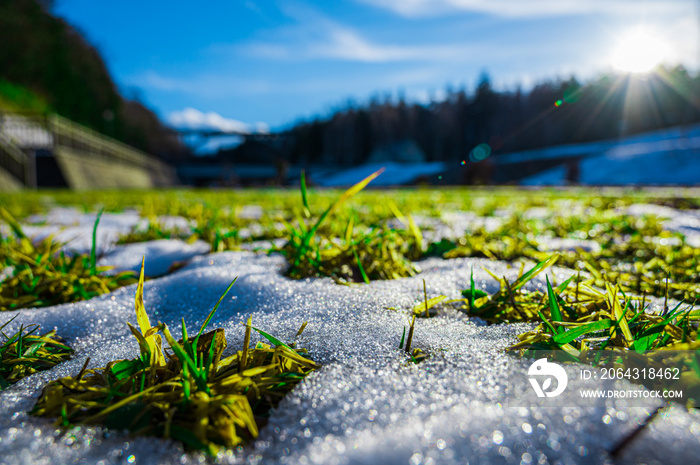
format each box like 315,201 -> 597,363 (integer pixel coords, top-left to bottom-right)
520,123 -> 700,186
2,208 -> 700,465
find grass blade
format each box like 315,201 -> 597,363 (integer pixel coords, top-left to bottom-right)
300,170 -> 310,217
196,277 -> 238,338
352,248 -> 370,284
511,254 -> 559,292
90,208 -> 104,276
546,275 -> 563,329
553,320 -> 613,345
250,326 -> 293,350
306,167 -> 385,242
0,207 -> 26,239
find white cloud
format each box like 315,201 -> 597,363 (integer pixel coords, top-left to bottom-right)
356,0 -> 688,18
168,107 -> 268,134
137,71 -> 187,91
129,71 -> 273,97
306,27 -> 466,62
308,27 -> 417,62
239,4 -> 472,63
246,33 -> 462,63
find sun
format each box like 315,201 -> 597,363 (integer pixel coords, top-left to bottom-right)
611,28 -> 669,73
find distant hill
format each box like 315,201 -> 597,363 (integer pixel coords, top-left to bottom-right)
0,0 -> 188,160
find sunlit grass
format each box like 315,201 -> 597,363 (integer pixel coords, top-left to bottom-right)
117,218 -> 185,245
0,317 -> 73,389
0,186 -> 698,444
31,260 -> 319,454
277,169 -> 421,283
0,209 -> 136,311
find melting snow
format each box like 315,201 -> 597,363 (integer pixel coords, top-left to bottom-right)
1,211 -> 699,464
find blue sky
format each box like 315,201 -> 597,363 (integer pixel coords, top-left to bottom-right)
54,0 -> 698,133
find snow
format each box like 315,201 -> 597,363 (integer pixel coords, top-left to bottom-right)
623,203 -> 700,247
18,208 -> 193,256
1,211 -> 700,464
20,207 -> 142,256
98,239 -> 210,277
520,123 -> 700,186
539,238 -> 601,253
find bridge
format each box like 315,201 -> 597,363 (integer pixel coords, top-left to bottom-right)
0,111 -> 177,190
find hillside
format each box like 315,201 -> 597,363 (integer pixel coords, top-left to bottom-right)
0,0 -> 187,160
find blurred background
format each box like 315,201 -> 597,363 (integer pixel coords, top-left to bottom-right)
1,0 -> 699,189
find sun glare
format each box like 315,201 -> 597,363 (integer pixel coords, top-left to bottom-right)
611,28 -> 669,74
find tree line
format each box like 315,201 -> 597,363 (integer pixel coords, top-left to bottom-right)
283,67 -> 700,166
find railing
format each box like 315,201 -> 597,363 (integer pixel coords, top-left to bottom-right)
0,129 -> 35,188
0,111 -> 175,187
49,114 -> 168,171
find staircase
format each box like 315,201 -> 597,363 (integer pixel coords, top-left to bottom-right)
0,112 -> 177,190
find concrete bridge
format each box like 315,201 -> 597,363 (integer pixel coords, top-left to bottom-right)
0,112 -> 176,190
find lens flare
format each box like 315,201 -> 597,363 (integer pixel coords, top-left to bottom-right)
469,143 -> 491,162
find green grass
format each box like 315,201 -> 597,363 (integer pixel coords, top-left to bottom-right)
0,80 -> 52,114
1,316 -> 73,389
31,260 -> 319,454
404,256 -> 561,324
117,218 -> 185,245
277,169 -> 421,283
459,255 -> 564,323
399,283 -> 430,364
440,211 -> 699,301
2,187 -> 699,300
507,269 -> 700,406
0,186 -> 698,435
0,208 -> 136,311
395,252 -> 699,403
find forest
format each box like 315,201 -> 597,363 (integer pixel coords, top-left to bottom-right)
284,67 -> 700,165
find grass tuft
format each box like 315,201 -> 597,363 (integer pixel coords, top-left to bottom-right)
117,218 -> 185,245
279,169 -> 421,283
31,260 -> 319,454
0,317 -> 73,389
0,209 -> 136,311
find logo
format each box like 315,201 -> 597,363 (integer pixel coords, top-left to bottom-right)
528,358 -> 568,398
